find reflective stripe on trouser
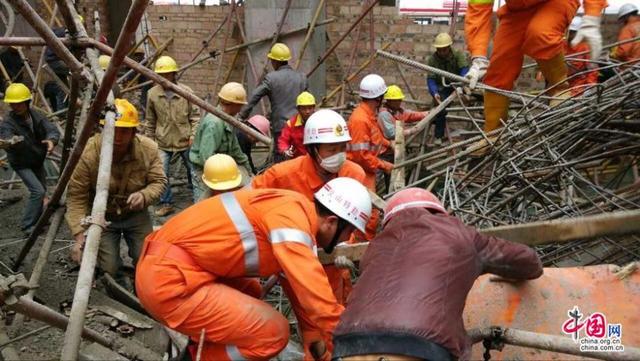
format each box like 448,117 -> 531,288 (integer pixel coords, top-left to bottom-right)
483,0 -> 578,91
136,254 -> 288,361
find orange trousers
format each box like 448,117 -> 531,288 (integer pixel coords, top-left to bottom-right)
136,245 -> 288,361
483,0 -> 579,91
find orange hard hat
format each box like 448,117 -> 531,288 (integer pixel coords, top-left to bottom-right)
247,115 -> 270,137
383,187 -> 446,225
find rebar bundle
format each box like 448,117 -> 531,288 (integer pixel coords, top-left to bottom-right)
395,64 -> 640,267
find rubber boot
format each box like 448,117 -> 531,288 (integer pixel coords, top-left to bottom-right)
537,52 -> 570,107
483,91 -> 510,133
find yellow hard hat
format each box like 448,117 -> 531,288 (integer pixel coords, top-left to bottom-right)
218,82 -> 247,104
100,98 -> 139,127
98,55 -> 110,70
434,33 -> 453,48
4,83 -> 32,103
154,55 -> 179,74
202,154 -> 243,191
384,85 -> 405,100
267,43 -> 291,62
296,91 -> 316,106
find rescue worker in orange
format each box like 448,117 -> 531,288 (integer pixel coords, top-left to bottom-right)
565,17 -> 599,95
136,177 -> 372,361
465,0 -> 607,134
377,85 -> 425,141
252,109 -> 366,309
612,3 -> 640,64
277,91 -> 316,159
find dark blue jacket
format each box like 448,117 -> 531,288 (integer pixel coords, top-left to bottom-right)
0,108 -> 60,170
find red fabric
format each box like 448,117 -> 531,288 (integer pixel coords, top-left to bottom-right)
277,114 -> 307,158
565,42 -> 598,95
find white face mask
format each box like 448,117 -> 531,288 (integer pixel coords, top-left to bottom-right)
319,152 -> 346,173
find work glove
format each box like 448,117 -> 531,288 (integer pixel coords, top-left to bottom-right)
465,56 -> 489,89
334,255 -> 356,272
571,15 -> 602,61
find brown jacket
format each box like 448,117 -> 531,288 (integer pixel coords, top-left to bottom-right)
334,208 -> 543,359
65,133 -> 167,236
144,83 -> 200,151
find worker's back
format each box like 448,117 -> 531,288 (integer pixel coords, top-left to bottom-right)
334,207 -> 543,359
265,65 -> 307,133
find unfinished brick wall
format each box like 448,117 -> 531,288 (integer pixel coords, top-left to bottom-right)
145,4 -> 245,99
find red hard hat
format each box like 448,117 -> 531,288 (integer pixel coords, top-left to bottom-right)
247,115 -> 270,137
383,187 -> 446,225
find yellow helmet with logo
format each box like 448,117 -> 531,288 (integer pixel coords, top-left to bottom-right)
218,82 -> 247,104
267,43 -> 291,62
100,99 -> 139,128
384,85 -> 405,100
154,55 -> 179,74
4,83 -> 32,103
434,33 -> 453,48
202,154 -> 243,191
98,55 -> 111,70
296,91 -> 316,106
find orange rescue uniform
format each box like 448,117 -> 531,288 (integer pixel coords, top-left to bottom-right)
465,0 -> 606,132
135,188 -> 343,360
251,154 -> 365,358
564,42 -> 598,95
615,16 -> 640,64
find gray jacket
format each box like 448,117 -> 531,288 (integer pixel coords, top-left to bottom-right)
239,65 -> 307,134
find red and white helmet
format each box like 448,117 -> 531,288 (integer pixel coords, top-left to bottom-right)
303,109 -> 351,145
359,74 -> 387,99
383,188 -> 446,225
247,115 -> 270,137
314,177 -> 372,233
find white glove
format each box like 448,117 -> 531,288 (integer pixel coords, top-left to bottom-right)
334,255 -> 356,271
465,56 -> 489,89
571,15 -> 602,61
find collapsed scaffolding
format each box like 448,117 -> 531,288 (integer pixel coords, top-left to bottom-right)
0,0 -> 637,360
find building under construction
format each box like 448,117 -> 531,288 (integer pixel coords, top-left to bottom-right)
0,0 -> 638,360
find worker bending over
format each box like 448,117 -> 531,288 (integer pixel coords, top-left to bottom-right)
377,85 -> 425,140
67,99 -> 166,288
252,109 -> 366,307
136,177 -> 372,360
278,91 -> 316,159
333,188 -> 543,360
612,3 -> 640,64
565,17 -> 599,95
465,0 -> 606,135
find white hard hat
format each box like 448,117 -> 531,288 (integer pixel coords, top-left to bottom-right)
569,17 -> 582,31
359,74 -> 387,99
303,109 -> 352,145
619,3 -> 639,20
314,177 -> 372,233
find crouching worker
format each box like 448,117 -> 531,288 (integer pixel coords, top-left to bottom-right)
66,99 -> 167,288
333,188 -> 543,360
136,177 -> 372,360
